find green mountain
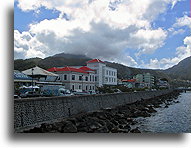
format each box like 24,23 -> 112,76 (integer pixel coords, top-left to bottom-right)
14,53 -> 190,81
164,56 -> 191,80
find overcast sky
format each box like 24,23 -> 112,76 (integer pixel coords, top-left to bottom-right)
14,0 -> 191,69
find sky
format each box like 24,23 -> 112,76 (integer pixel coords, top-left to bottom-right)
14,0 -> 191,69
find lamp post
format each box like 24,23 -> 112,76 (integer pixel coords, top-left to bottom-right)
82,74 -> 84,92
31,68 -> 34,91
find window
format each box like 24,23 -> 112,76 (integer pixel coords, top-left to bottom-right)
57,76 -> 61,81
79,75 -> 82,81
79,85 -> 82,90
90,85 -> 92,90
95,76 -> 97,81
64,75 -> 67,80
72,85 -> 75,90
92,75 -> 94,81
90,75 -> 91,81
85,76 -> 88,81
92,86 -> 94,90
72,75 -> 75,80
86,85 -> 88,90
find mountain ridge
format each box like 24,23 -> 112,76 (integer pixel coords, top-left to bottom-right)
14,53 -> 191,81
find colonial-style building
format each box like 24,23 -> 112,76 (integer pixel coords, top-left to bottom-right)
47,59 -> 118,91
86,59 -> 117,87
48,66 -> 96,92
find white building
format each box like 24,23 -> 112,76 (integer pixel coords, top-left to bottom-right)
86,59 -> 117,87
48,59 -> 118,90
133,73 -> 155,88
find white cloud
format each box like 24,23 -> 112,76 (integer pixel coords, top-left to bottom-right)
14,30 -> 46,59
141,35 -> 191,69
172,29 -> 185,35
130,28 -> 167,56
14,0 -> 182,67
173,15 -> 191,28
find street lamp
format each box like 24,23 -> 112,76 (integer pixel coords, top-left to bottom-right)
31,68 -> 34,91
82,74 -> 84,92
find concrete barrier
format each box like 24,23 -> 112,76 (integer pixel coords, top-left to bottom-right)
14,90 -> 173,131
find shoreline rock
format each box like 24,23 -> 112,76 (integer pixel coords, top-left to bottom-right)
23,91 -> 180,133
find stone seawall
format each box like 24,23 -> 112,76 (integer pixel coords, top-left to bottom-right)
14,90 -> 172,131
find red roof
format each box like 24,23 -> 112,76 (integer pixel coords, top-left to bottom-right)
86,59 -> 105,64
122,79 -> 136,82
47,66 -> 88,74
47,67 -> 59,72
79,66 -> 95,71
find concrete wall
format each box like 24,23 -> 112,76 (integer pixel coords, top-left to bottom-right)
14,90 -> 172,131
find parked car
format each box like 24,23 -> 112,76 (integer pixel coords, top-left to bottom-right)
20,91 -> 41,98
73,91 -> 90,95
19,86 -> 41,98
14,94 -> 21,99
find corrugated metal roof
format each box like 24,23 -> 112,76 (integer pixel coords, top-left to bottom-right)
22,66 -> 58,77
14,70 -> 32,80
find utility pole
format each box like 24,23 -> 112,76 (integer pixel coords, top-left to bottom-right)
32,68 -> 34,91
82,74 -> 84,92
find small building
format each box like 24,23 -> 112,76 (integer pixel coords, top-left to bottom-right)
157,78 -> 170,89
133,73 -> 155,88
14,70 -> 37,94
22,66 -> 59,82
122,79 -> 136,88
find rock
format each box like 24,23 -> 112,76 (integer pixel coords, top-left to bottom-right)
62,121 -> 77,133
104,120 -> 115,131
164,105 -> 168,108
117,119 -> 127,124
111,127 -> 120,133
147,106 -> 157,113
67,118 -> 77,125
123,124 -> 131,131
40,123 -> 53,132
110,119 -> 119,126
130,127 -> 141,133
77,126 -> 89,132
94,126 -> 109,133
89,121 -> 102,130
126,118 -> 133,123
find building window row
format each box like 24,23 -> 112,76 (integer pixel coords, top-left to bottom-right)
69,74 -> 95,82
72,84 -> 95,91
105,77 -> 116,83
106,70 -> 116,76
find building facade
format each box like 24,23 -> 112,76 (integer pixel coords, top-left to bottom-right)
134,73 -> 155,88
48,66 -> 96,92
48,59 -> 118,90
86,59 -> 117,87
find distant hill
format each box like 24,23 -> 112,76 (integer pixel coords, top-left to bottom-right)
164,56 -> 191,80
105,62 -> 171,80
53,53 -> 89,59
14,52 -> 171,80
14,58 -> 42,71
14,53 -> 190,81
